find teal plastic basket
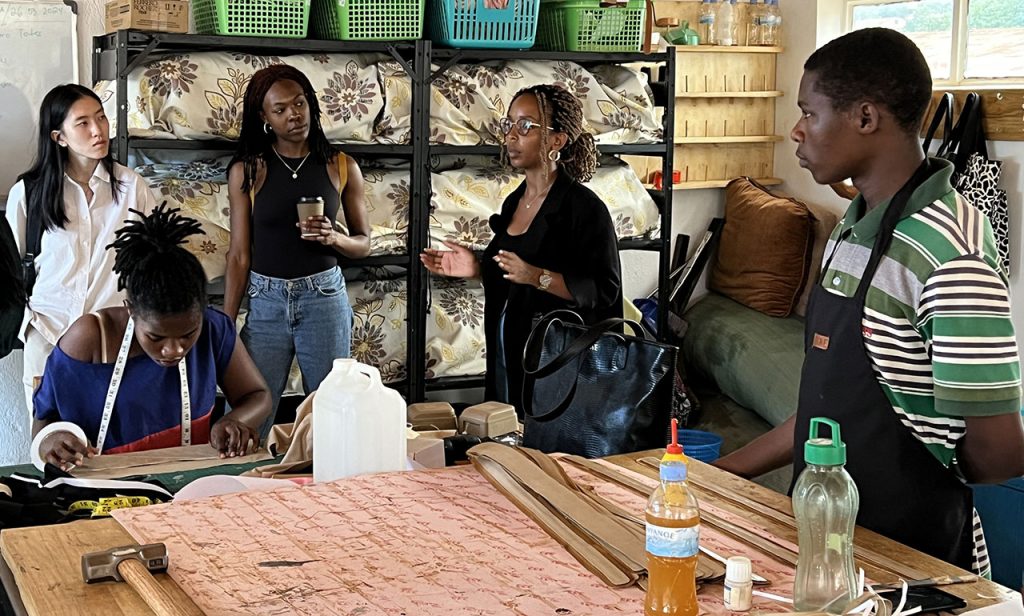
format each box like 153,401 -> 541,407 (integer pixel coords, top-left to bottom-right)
194,0 -> 311,38
536,0 -> 646,52
310,0 -> 425,41
429,0 -> 540,49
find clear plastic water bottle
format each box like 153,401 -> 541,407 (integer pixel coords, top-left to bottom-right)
698,0 -> 717,45
792,418 -> 860,613
644,419 -> 700,616
744,0 -> 762,46
760,0 -> 782,46
714,0 -> 739,46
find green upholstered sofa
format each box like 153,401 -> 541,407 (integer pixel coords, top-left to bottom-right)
682,291 -> 805,428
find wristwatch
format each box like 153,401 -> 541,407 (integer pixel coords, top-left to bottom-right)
537,269 -> 553,291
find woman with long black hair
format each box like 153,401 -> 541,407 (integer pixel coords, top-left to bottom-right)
224,64 -> 371,439
4,84 -> 158,413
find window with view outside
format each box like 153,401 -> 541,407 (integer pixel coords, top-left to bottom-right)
850,0 -> 1024,81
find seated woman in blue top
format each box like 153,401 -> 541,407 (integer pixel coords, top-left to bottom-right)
31,205 -> 271,471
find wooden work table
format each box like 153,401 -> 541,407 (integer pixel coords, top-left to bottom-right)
2,450 -> 1019,615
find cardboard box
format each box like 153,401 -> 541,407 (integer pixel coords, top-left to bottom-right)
105,0 -> 189,34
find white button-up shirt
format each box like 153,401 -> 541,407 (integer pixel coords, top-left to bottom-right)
5,163 -> 158,345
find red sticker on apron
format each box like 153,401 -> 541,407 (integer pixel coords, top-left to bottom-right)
812,333 -> 830,350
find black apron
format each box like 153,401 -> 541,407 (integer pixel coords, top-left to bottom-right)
791,160 -> 975,571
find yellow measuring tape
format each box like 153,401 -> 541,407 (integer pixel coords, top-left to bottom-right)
68,496 -> 160,518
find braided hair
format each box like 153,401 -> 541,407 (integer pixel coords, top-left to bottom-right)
107,204 -> 207,318
231,64 -> 335,191
504,84 -> 598,183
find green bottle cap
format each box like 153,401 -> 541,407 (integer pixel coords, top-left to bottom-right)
804,417 -> 847,466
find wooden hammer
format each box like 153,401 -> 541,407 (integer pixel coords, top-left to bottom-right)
81,543 -> 200,616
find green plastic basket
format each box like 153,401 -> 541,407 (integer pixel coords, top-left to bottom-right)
536,0 -> 646,52
311,0 -> 425,40
194,0 -> 311,38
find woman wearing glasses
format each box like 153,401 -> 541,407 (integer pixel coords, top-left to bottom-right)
420,84 -> 622,414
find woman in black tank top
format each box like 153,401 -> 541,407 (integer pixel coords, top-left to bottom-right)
224,65 -> 371,438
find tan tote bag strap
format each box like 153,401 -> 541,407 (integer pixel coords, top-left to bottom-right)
91,312 -> 109,364
335,152 -> 348,198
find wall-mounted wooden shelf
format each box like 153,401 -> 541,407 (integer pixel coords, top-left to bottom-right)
675,135 -> 783,144
644,178 -> 783,190
676,45 -> 783,54
677,90 -> 783,98
679,177 -> 782,190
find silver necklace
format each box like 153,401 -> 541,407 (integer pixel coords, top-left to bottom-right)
522,179 -> 555,210
272,146 -> 311,180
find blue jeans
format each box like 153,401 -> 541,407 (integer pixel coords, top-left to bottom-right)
241,266 -> 352,439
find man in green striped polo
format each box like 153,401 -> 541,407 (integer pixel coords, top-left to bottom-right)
715,28 -> 1024,577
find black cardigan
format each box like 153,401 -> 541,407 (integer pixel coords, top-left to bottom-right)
481,171 -> 623,414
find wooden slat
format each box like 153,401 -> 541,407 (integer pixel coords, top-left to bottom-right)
606,451 -> 1020,610
678,90 -> 784,98
675,46 -> 784,54
675,51 -> 778,94
922,89 -> 1024,142
1,519 -> 202,616
636,458 -> 928,581
675,97 -> 776,138
674,141 -> 776,183
676,177 -> 782,190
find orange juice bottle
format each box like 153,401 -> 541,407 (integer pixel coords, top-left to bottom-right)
645,419 -> 700,616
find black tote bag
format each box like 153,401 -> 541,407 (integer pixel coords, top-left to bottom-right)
520,310 -> 677,458
927,92 -> 1010,272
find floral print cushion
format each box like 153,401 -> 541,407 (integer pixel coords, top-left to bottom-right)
430,60 -> 659,145
94,54 -> 656,146
96,52 -> 400,143
347,273 -> 486,384
429,157 -> 660,251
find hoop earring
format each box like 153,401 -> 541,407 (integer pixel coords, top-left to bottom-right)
548,149 -> 561,162
263,122 -> 272,134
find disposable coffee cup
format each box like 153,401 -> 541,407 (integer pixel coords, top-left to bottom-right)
297,196 -> 324,237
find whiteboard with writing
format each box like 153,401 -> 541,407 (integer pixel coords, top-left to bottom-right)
0,0 -> 77,201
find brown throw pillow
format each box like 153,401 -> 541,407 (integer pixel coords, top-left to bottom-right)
709,178 -> 814,318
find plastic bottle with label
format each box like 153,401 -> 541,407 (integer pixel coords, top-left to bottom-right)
792,418 -> 860,613
724,556 -> 753,611
715,0 -> 739,46
698,0 -> 717,45
312,358 -> 407,482
644,418 -> 700,616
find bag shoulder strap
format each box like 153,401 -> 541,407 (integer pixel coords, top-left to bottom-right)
24,194 -> 44,261
335,152 -> 348,198
521,312 -> 648,423
91,312 -> 109,364
923,92 -> 954,156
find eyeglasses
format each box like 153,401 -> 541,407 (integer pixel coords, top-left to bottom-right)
499,117 -> 554,136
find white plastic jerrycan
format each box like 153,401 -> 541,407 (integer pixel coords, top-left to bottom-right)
313,359 -> 407,482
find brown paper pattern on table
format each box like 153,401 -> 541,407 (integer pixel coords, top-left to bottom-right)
113,459 -> 804,615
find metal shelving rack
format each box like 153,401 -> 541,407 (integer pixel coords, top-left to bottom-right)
92,30 -> 430,399
92,31 -> 675,403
